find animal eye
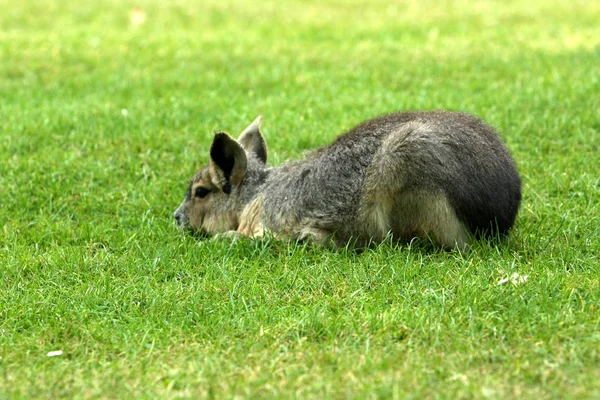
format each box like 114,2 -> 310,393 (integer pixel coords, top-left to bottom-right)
195,187 -> 211,198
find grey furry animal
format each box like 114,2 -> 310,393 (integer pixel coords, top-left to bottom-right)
174,111 -> 521,250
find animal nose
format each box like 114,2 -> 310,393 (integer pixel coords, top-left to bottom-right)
174,211 -> 183,225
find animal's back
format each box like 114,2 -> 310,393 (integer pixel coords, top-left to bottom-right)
263,111 -> 521,247
261,123 -> 385,241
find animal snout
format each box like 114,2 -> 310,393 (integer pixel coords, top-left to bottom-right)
174,210 -> 185,226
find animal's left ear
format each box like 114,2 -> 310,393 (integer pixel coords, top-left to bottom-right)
209,132 -> 248,193
237,115 -> 267,164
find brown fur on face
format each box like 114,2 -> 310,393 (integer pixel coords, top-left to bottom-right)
173,167 -> 239,234
175,117 -> 267,237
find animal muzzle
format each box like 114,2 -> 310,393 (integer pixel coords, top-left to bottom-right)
173,208 -> 188,227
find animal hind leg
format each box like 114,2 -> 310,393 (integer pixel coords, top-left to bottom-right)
359,191 -> 395,241
392,190 -> 470,250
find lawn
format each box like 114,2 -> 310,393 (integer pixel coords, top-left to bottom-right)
1,0 -> 599,398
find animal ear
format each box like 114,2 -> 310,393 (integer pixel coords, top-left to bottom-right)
209,132 -> 248,192
237,115 -> 267,164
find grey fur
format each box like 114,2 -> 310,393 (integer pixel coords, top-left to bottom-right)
174,111 -> 521,250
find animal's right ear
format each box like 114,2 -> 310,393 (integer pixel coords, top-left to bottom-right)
209,133 -> 248,193
237,115 -> 267,164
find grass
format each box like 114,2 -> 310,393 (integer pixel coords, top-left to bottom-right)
1,0 -> 599,398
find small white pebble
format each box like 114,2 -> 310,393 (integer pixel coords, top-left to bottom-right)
497,277 -> 509,285
511,273 -> 529,284
498,273 -> 529,286
47,350 -> 63,357
121,109 -> 128,116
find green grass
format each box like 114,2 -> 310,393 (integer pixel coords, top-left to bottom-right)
1,0 -> 599,398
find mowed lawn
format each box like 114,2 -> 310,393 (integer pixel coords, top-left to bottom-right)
1,0 -> 599,398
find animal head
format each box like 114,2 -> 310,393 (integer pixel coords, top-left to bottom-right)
173,115 -> 268,235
